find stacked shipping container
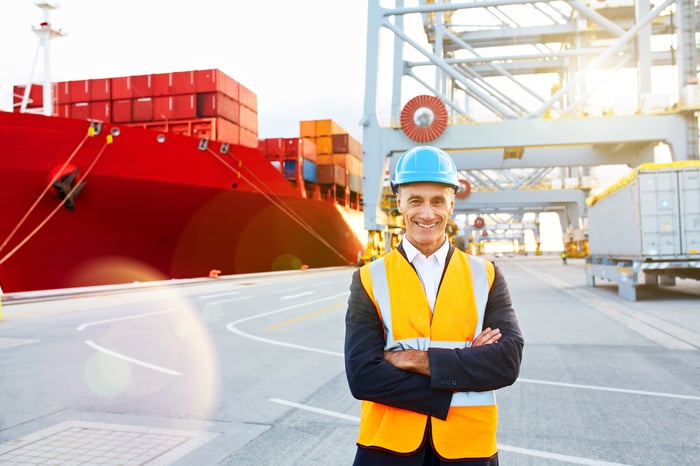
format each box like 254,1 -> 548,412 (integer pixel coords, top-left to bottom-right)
258,136 -> 318,184
13,69 -> 259,148
300,119 -> 363,194
258,119 -> 363,209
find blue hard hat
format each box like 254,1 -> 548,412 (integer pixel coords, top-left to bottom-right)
391,146 -> 459,194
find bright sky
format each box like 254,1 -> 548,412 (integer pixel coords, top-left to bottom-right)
0,1 -> 368,140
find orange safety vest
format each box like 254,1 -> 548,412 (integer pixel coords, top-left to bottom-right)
357,247 -> 498,460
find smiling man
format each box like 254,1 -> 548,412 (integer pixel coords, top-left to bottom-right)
344,146 -> 524,466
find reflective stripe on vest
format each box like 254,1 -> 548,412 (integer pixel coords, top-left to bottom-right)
357,248 -> 499,459
368,251 -> 495,407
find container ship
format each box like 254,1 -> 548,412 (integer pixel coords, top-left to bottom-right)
0,68 -> 366,293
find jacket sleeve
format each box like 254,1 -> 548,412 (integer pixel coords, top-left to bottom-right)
344,269 -> 453,420
428,262 -> 524,392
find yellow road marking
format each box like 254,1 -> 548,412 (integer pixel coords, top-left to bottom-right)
265,303 -> 344,331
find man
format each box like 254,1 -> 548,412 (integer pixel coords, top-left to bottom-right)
344,146 -> 524,465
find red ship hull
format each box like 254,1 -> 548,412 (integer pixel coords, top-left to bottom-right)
0,111 -> 365,292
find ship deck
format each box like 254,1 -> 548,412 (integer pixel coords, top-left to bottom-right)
0,255 -> 698,465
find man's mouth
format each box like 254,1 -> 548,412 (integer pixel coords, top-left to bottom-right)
417,222 -> 438,229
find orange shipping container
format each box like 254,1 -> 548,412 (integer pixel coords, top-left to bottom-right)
299,120 -> 316,138
315,119 -> 345,136
315,135 -> 333,155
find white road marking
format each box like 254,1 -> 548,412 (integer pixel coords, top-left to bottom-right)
84,339 -> 182,376
269,398 -> 633,466
270,287 -> 301,294
226,292 -> 347,356
206,296 -> 254,305
269,398 -> 360,422
280,291 -> 314,300
498,445 -> 633,466
76,309 -> 175,331
198,291 -> 241,299
518,377 -> 700,401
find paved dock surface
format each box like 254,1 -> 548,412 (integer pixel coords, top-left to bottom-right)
0,256 -> 698,465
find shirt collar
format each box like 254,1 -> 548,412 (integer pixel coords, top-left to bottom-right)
403,235 -> 449,267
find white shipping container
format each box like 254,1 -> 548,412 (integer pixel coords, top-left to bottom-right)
588,165 -> 700,258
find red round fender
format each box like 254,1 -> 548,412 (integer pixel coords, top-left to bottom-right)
400,95 -> 448,142
474,216 -> 485,229
455,179 -> 471,199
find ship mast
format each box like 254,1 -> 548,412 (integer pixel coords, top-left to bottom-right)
21,1 -> 65,116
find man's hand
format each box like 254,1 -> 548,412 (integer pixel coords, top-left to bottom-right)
472,327 -> 501,347
383,328 -> 501,376
383,349 -> 430,376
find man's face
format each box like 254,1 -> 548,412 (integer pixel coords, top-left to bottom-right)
396,182 -> 455,257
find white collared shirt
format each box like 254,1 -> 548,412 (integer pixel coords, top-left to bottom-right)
402,236 -> 449,312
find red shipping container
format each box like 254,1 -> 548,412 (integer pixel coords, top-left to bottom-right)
89,78 -> 111,101
264,138 -> 285,158
152,72 -> 172,96
284,137 -> 317,163
194,69 -> 239,100
70,101 -> 90,120
331,133 -> 349,154
153,96 -> 176,120
112,99 -> 132,122
196,92 -> 239,123
172,70 -> 196,95
302,138 -> 317,162
132,97 -> 154,122
239,84 -> 257,111
239,105 -> 257,133
239,127 -> 257,148
131,74 -> 153,98
89,101 -> 111,121
69,80 -> 90,103
55,103 -> 70,118
12,84 -> 43,109
111,76 -> 132,100
215,118 -> 240,145
173,94 -> 197,119
55,81 -> 71,104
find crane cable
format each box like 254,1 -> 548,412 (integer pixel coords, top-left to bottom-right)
205,147 -> 352,264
